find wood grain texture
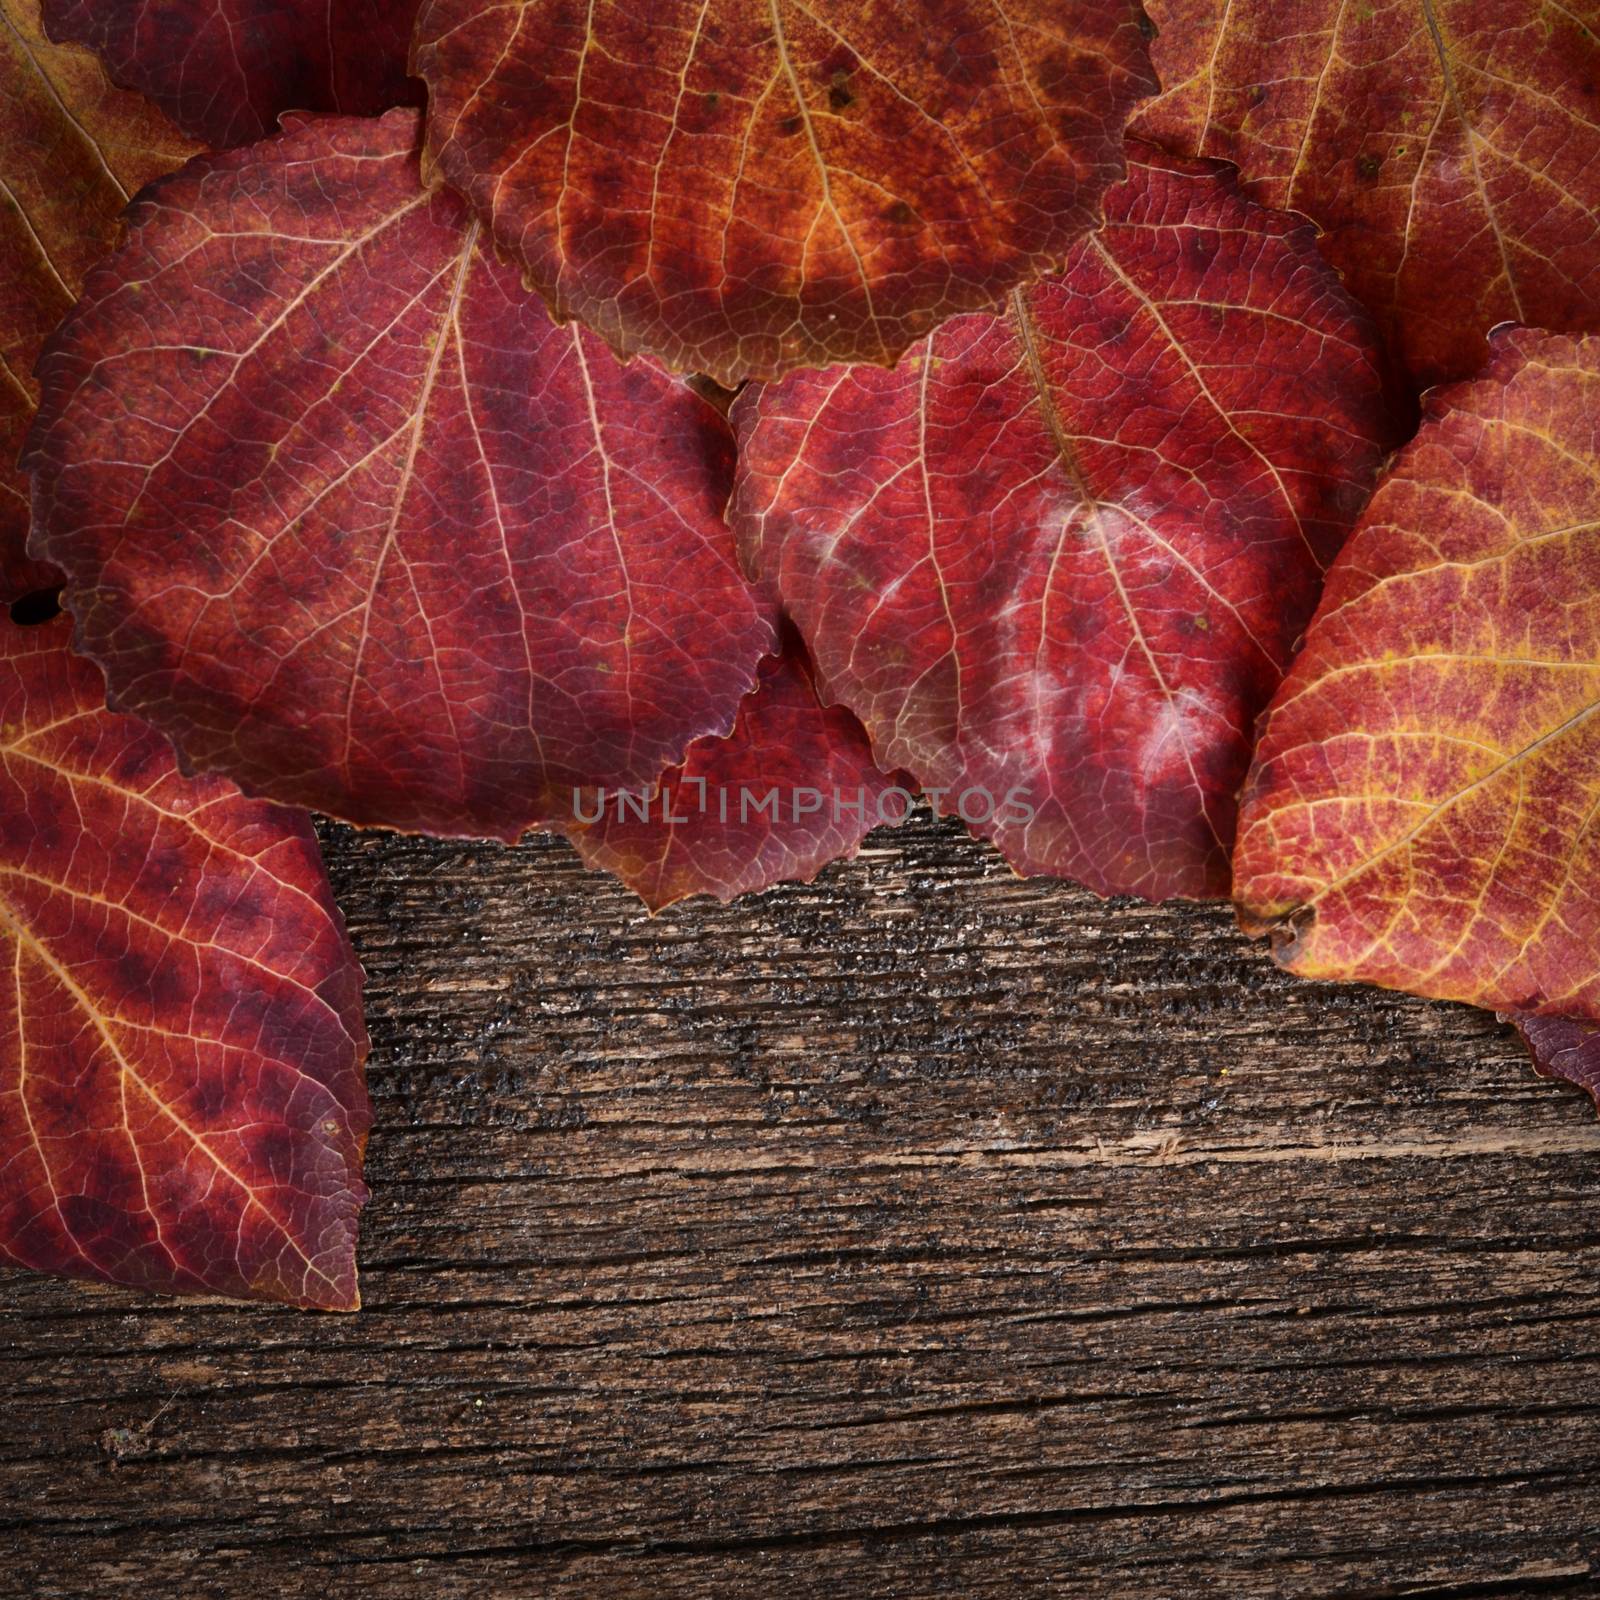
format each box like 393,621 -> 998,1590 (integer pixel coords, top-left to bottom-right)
2,812 -> 1599,1597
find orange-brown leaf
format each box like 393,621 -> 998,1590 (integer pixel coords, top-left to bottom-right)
0,0 -> 198,599
1134,0 -> 1600,386
413,0 -> 1158,385
1235,329 -> 1600,1018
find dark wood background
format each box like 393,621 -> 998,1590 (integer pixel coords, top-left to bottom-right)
2,813 -> 1598,1598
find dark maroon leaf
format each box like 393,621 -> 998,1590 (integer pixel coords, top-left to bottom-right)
42,0 -> 422,147
1507,1014 -> 1600,1118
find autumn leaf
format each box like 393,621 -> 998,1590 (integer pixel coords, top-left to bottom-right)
1133,0 -> 1600,387
0,615 -> 369,1309
563,627 -> 901,911
0,0 -> 199,602
1235,329 -> 1600,1019
1507,1013 -> 1600,1117
731,145 -> 1394,901
41,0 -> 422,147
25,109 -> 776,840
412,0 -> 1158,386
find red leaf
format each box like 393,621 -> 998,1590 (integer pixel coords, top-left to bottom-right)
41,0 -> 422,147
563,629 -> 902,911
0,616 -> 369,1309
1234,330 -> 1600,1018
25,110 -> 775,840
412,0 -> 1158,385
730,147 -> 1395,901
1506,1013 -> 1600,1118
1134,0 -> 1600,387
0,0 -> 199,602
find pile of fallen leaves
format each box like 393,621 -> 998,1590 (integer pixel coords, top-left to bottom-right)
3,0 -> 1599,1309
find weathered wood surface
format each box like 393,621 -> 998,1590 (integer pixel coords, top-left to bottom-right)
3,813 -> 1599,1598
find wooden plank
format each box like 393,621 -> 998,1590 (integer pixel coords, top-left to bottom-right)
2,815 -> 1598,1597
